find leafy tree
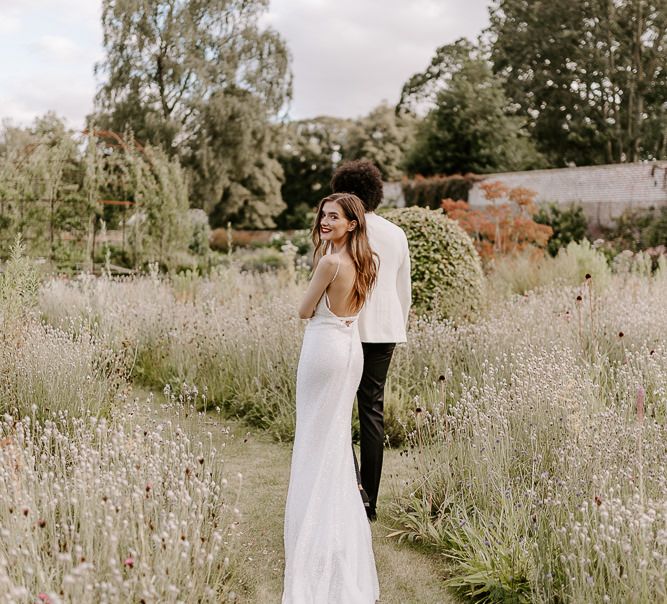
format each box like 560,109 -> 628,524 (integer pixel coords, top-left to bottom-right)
0,115 -> 90,261
277,117 -> 352,229
399,40 -> 545,176
190,90 -> 286,229
94,0 -> 292,228
0,118 -> 194,269
345,103 -> 416,181
489,0 -> 667,165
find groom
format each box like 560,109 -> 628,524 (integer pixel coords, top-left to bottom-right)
330,160 -> 411,521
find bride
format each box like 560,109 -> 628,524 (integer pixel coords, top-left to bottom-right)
282,192 -> 380,603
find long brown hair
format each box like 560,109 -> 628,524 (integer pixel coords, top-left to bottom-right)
311,193 -> 378,313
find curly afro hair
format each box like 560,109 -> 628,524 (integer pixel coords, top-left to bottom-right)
330,160 -> 383,212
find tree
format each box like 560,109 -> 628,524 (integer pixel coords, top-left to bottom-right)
277,117 -> 353,229
489,0 -> 667,165
345,103 -> 415,181
399,40 -> 545,176
188,89 -> 286,229
0,115 -> 89,261
94,0 -> 292,228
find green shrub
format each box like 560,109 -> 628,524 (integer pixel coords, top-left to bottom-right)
188,208 -> 211,257
0,235 -> 40,324
237,248 -> 288,273
644,207 -> 667,248
93,243 -> 132,269
604,206 -> 667,252
535,202 -> 588,256
384,206 -> 484,319
401,174 -> 480,209
551,239 -> 611,290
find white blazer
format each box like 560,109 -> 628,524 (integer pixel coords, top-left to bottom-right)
359,212 -> 411,343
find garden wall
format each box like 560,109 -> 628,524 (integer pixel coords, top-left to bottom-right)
468,162 -> 667,227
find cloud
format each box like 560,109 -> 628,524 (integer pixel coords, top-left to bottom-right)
263,0 -> 489,119
0,6 -> 21,34
1,72 -> 95,128
32,35 -> 82,61
0,1 -> 102,128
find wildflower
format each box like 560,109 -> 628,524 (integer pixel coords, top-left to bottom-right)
37,594 -> 51,603
124,557 -> 135,568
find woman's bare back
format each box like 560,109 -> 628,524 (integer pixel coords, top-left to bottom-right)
325,253 -> 358,317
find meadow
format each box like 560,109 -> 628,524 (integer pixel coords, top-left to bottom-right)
1,239 -> 666,602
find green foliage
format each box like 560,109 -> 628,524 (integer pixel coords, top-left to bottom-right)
95,0 -> 292,229
0,118 -> 198,271
605,206 -> 667,252
237,248 -> 289,273
553,240 -> 612,290
190,93 -> 287,229
118,142 -> 190,269
384,206 -> 484,319
401,174 -> 480,209
188,209 -> 211,257
277,107 -> 417,229
399,40 -> 546,176
0,235 -> 40,323
345,103 -> 416,181
534,203 -> 588,256
277,117 -> 352,229
0,115 -> 94,260
489,0 -> 667,165
644,207 -> 667,248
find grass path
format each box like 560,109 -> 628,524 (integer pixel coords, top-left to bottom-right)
132,388 -> 455,603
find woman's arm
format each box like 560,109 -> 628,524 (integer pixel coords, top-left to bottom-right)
298,255 -> 337,319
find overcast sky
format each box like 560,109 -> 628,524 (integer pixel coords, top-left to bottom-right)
0,0 -> 489,129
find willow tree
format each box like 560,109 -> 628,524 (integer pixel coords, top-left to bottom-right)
82,130 -> 192,269
0,115 -> 90,262
94,0 -> 292,227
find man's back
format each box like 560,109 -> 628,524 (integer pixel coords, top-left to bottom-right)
358,212 -> 411,343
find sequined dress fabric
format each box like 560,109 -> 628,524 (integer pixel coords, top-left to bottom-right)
282,294 -> 380,603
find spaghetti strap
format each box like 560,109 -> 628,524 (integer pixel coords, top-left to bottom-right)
330,254 -> 342,284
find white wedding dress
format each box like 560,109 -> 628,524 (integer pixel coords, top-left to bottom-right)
282,286 -> 380,603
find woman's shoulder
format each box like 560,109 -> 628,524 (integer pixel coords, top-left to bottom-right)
318,254 -> 339,268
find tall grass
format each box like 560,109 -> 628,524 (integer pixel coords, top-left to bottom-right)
40,266 -> 304,440
388,264 -> 667,601
0,239 -> 127,423
32,242 -> 667,601
1,247 -> 241,602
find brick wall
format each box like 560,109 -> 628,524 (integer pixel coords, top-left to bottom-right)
468,162 -> 667,226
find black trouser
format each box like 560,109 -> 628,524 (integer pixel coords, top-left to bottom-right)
353,342 -> 396,515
